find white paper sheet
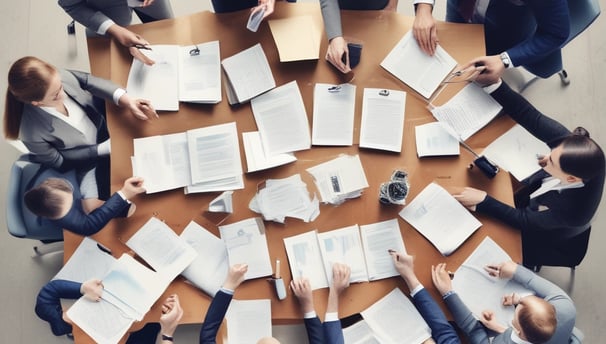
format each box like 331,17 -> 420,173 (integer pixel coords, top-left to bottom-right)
360,88 -> 406,152
360,219 -> 406,281
225,299 -> 272,343
306,154 -> 368,205
221,43 -> 276,104
53,237 -> 115,283
415,122 -> 460,157
219,218 -> 273,280
178,41 -> 222,104
242,131 -> 297,173
317,225 -> 368,284
283,230 -> 329,290
312,83 -> 356,146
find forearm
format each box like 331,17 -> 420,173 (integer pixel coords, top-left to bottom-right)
320,0 -> 343,40
58,0 -> 112,33
66,69 -> 121,100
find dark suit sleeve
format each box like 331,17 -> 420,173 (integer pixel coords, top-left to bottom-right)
67,70 -> 122,101
506,0 -> 570,67
323,320 -> 344,344
443,293 -> 490,344
58,0 -> 115,33
412,289 -> 461,344
200,290 -> 233,344
35,280 -> 82,336
303,317 -> 325,344
54,193 -> 129,236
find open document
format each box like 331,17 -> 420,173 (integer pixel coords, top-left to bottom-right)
430,82 -> 502,140
359,88 -> 406,152
242,131 -> 297,173
415,122 -> 460,157
251,80 -> 311,155
381,31 -> 457,99
219,218 -> 273,280
343,319 -> 381,344
452,237 -> 534,327
312,83 -> 356,146
225,299 -> 272,344
482,124 -> 550,181
126,41 -> 221,111
399,182 -> 481,256
306,154 -> 368,205
361,288 -> 432,344
53,237 -> 115,283
268,15 -> 321,62
222,43 -> 276,105
283,219 -> 405,288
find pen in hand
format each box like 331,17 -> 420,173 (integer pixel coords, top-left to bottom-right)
387,249 -> 398,261
132,44 -> 152,51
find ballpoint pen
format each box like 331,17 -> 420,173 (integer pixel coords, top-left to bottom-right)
132,44 -> 152,51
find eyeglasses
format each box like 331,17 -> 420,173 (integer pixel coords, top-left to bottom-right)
443,65 -> 486,84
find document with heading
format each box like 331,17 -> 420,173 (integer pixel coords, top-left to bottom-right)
399,182 -> 481,256
482,124 -> 550,181
225,299 -> 272,344
222,43 -> 276,105
415,122 -> 460,157
361,288 -> 432,344
381,31 -> 457,99
251,80 -> 311,155
219,218 -> 273,280
360,88 -> 406,152
312,83 -> 356,146
242,131 -> 297,173
453,237 -> 535,327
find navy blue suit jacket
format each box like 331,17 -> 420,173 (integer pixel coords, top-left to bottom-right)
199,290 -> 232,344
412,288 -> 460,344
35,279 -> 82,336
303,316 -> 344,344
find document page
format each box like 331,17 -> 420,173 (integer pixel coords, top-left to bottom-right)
430,82 -> 502,140
399,182 -> 482,256
360,219 -> 406,281
186,122 -> 243,184
380,31 -> 457,99
178,41 -> 221,103
361,288 -> 431,344
221,43 -> 276,103
283,230 -> 329,290
359,88 -> 406,152
415,122 -> 460,157
242,131 -> 297,172
343,320 -> 381,344
53,237 -> 115,283
127,45 -> 179,111
306,154 -> 368,205
132,132 -> 190,193
66,296 -> 134,344
268,15 -> 321,62
219,218 -> 273,280
312,83 -> 356,146
251,80 -> 311,155
225,299 -> 272,344
317,225 -> 368,284
180,221 -> 229,296
482,124 -> 550,181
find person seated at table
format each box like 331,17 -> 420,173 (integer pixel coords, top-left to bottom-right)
452,79 -> 604,264
432,261 -> 576,344
24,175 -> 145,236
290,263 -> 351,344
411,0 -> 570,83
4,56 -> 157,198
211,0 -> 287,18
389,251 -> 461,344
321,0 -> 398,74
58,0 -> 174,65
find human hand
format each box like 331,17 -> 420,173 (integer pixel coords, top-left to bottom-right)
464,55 -> 504,86
81,279 -> 103,302
452,187 -> 487,211
290,278 -> 314,313
141,0 -> 155,7
480,310 -> 507,333
107,25 -> 155,65
331,263 -> 351,295
501,292 -> 522,307
160,294 -> 183,337
326,36 -> 350,74
251,0 -> 275,19
390,251 -> 422,291
431,263 -> 453,296
118,93 -> 158,121
223,264 -> 248,291
120,176 -> 146,199
484,261 -> 517,279
413,3 -> 438,56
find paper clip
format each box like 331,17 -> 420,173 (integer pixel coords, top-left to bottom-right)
328,85 -> 342,93
189,45 -> 200,56
379,89 -> 390,96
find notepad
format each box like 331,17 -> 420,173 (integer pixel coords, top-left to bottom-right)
359,88 -> 406,152
219,218 -> 273,280
222,43 -> 276,105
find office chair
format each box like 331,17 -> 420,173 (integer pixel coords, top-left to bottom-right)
569,327 -> 585,344
519,0 -> 601,91
5,155 -> 78,255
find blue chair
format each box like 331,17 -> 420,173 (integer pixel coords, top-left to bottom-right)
521,0 -> 601,90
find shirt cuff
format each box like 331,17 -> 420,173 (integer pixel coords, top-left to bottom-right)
303,311 -> 317,319
410,284 -> 425,297
97,19 -> 115,36
324,312 -> 339,322
442,290 -> 456,300
414,0 -> 434,5
502,51 -> 514,68
220,287 -> 234,295
97,139 -> 111,156
116,190 -> 132,204
481,79 -> 503,94
113,88 -> 127,106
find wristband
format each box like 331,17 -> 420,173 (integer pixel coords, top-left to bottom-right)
162,334 -> 174,342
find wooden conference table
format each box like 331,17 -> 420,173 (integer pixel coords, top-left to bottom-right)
69,2 -> 521,342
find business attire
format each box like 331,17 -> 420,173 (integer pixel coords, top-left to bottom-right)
411,287 -> 461,344
303,314 -> 344,344
320,0 -> 390,40
444,264 -> 576,344
211,0 -> 297,14
199,289 -> 232,344
415,0 -> 570,77
58,0 -> 173,36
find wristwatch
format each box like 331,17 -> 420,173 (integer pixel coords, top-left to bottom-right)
500,53 -> 511,68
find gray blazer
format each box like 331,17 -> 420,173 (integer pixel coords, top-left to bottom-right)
320,0 -> 389,40
18,69 -> 119,171
445,265 -> 576,344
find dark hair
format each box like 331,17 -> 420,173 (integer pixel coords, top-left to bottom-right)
24,178 -> 73,219
559,127 -> 606,181
4,56 -> 57,139
517,297 -> 557,344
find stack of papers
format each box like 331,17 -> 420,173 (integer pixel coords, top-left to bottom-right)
225,299 -> 272,343
312,83 -> 356,146
242,131 -> 297,173
306,154 -> 369,205
415,122 -> 460,157
283,219 -> 406,289
430,83 -> 502,140
219,218 -> 273,280
360,88 -> 406,152
126,41 -> 222,111
249,174 -> 320,223
399,183 -> 482,256
381,31 -> 457,99
222,43 -> 276,105
268,15 -> 321,62
131,122 -> 244,194
452,237 -> 534,327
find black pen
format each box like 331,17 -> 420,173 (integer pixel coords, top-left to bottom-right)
132,44 -> 152,51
